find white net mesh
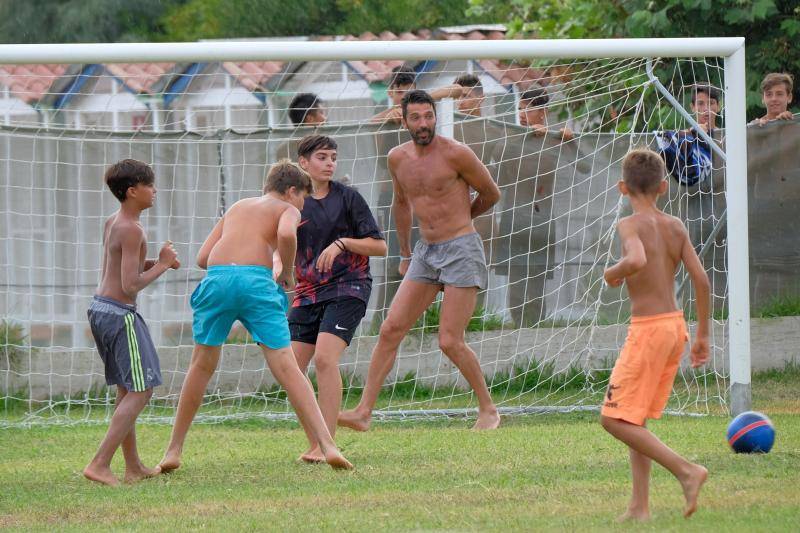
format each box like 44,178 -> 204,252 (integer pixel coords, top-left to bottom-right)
0,51 -> 731,426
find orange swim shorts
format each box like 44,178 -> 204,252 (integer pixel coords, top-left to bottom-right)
601,311 -> 688,426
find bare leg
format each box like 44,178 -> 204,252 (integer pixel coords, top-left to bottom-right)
110,386 -> 160,483
84,387 -> 153,486
159,344 -> 221,473
617,447 -> 652,521
299,334 -> 347,463
263,345 -> 352,470
292,341 -> 326,463
601,416 -> 707,518
439,285 -> 500,430
338,279 -> 440,431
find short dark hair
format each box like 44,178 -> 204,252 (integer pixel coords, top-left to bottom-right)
389,65 -> 416,89
288,93 -> 321,125
297,134 -> 337,160
264,159 -> 312,194
520,86 -> 549,107
454,73 -> 483,94
691,84 -> 720,104
401,89 -> 436,119
622,147 -> 666,195
104,159 -> 155,202
761,72 -> 793,94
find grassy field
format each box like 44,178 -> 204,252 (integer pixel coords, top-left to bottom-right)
1,370 -> 799,531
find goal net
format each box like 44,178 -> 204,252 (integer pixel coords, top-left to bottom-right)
0,38 -> 748,426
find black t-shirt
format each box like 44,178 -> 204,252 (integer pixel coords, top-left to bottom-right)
293,181 -> 384,307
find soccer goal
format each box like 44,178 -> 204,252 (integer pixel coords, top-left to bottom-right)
0,37 -> 750,427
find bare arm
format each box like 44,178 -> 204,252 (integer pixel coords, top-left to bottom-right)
603,219 -> 647,286
681,225 -> 710,367
370,106 -> 402,124
196,217 -> 224,270
119,226 -> 174,298
429,84 -> 467,101
276,206 -> 301,280
340,237 -> 387,256
453,144 -> 500,219
389,151 -> 413,259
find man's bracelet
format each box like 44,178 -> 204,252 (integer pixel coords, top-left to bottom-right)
400,255 -> 412,261
335,239 -> 346,251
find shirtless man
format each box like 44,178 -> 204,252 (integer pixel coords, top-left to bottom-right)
340,90 -> 502,431
159,160 -> 352,472
84,159 -> 179,486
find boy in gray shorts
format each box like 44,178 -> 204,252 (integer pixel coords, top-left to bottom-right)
83,159 -> 179,486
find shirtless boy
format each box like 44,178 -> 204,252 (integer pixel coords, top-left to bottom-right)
159,160 -> 352,471
601,147 -> 709,520
340,90 -> 501,431
84,159 -> 179,486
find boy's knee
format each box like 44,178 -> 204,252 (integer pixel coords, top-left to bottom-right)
266,347 -> 299,376
192,355 -> 219,375
313,351 -> 340,374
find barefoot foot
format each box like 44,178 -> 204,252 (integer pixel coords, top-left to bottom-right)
338,409 -> 371,432
157,451 -> 182,474
324,448 -> 354,470
298,446 -> 325,464
616,510 -> 650,522
472,409 -> 501,430
681,464 -> 708,518
124,464 -> 161,484
83,464 -> 120,487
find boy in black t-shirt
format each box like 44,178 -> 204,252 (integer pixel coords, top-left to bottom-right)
289,135 -> 387,463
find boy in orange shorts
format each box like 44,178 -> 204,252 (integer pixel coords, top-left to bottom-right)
601,147 -> 710,521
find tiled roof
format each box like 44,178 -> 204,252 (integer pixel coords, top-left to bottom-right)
104,63 -> 175,93
221,61 -> 284,92
0,64 -> 67,103
337,26 -> 547,89
0,25 -> 549,103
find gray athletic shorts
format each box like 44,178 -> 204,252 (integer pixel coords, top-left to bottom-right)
87,295 -> 162,392
406,232 -> 487,289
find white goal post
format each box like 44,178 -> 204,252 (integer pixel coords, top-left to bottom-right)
0,37 -> 751,425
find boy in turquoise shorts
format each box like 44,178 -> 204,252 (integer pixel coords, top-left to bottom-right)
159,159 -> 352,472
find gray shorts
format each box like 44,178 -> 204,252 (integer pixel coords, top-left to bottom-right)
87,295 -> 162,392
406,232 -> 487,289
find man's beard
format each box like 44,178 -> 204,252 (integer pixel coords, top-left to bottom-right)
410,127 -> 434,146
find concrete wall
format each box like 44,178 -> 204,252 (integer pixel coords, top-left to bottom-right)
2,317 -> 796,400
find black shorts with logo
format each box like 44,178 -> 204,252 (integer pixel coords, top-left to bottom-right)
288,296 -> 367,346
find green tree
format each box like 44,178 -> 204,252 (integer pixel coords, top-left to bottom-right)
0,0 -> 185,43
158,0 -> 493,41
468,0 -> 800,119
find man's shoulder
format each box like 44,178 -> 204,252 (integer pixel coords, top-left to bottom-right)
388,142 -> 410,160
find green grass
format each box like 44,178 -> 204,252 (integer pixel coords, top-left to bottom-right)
754,295 -> 800,318
0,319 -> 27,370
1,371 -> 798,531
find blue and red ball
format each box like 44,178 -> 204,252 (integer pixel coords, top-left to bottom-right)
727,411 -> 775,453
